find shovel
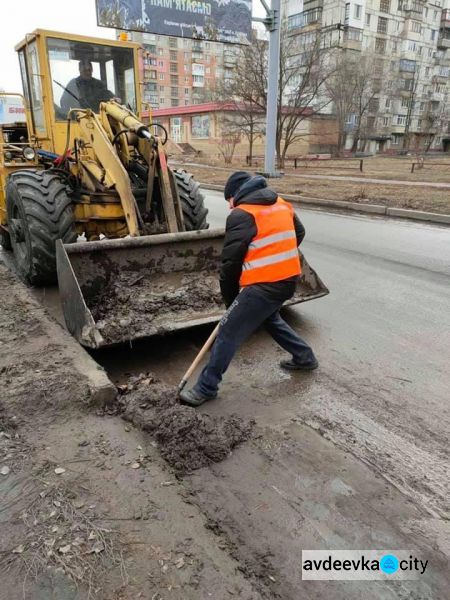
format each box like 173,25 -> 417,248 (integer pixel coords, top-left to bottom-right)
178,323 -> 220,394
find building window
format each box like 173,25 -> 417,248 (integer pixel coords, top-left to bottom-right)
425,66 -> 430,76
158,60 -> 164,67
383,116 -> 389,126
148,70 -> 157,80
366,13 -> 371,25
158,48 -> 164,56
354,4 -> 362,19
392,41 -> 398,53
171,98 -> 179,107
170,51 -> 177,62
344,27 -> 363,41
400,58 -> 416,72
159,73 -> 164,80
377,17 -> 388,33
171,87 -> 178,97
401,98 -> 411,108
170,63 -> 178,73
170,75 -> 179,85
185,100 -> 189,106
185,88 -> 189,95
369,98 -> 380,112
430,29 -> 437,41
386,98 -> 391,108
404,78 -> 414,90
169,37 -> 177,48
411,21 -> 421,33
391,134 -> 402,145
191,115 -> 210,138
159,85 -> 164,91
185,76 -> 189,83
380,0 -> 390,12
395,115 -> 406,125
375,37 -> 386,53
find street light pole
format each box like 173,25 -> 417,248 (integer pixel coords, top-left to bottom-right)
253,0 -> 282,177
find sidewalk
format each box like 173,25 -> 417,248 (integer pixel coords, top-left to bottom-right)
172,160 -> 450,189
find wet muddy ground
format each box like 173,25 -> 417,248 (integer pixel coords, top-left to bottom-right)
118,374 -> 254,473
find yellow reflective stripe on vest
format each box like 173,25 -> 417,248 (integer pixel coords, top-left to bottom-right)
248,230 -> 296,250
242,248 -> 299,271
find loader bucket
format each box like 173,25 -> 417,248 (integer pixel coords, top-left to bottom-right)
56,230 -> 329,349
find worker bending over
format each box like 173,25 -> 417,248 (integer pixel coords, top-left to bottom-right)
180,171 -> 318,407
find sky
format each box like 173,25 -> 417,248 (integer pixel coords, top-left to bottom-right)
0,0 -> 266,92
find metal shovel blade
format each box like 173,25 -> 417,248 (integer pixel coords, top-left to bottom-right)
56,230 -> 329,349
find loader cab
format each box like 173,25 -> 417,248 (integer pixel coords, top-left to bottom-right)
15,29 -> 141,155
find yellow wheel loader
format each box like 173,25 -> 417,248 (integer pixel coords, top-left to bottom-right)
0,29 -> 328,348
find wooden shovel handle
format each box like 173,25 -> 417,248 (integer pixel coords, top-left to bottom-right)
178,323 -> 220,392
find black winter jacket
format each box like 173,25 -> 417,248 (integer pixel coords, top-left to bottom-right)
220,176 -> 305,307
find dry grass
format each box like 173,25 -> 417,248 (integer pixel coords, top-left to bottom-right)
0,465 -> 127,599
172,160 -> 450,215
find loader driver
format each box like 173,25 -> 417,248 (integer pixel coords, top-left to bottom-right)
179,171 -> 318,407
60,59 -> 115,113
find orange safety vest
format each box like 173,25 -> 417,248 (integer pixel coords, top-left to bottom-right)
238,197 -> 301,286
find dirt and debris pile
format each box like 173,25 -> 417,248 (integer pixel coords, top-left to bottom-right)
119,374 -> 254,473
90,271 -> 223,343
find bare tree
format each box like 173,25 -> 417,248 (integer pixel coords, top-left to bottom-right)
215,118 -> 241,164
277,30 -> 334,166
421,101 -> 447,152
215,38 -> 266,165
325,51 -> 379,154
216,27 -> 334,168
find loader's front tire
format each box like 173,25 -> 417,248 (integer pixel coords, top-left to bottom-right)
6,170 -> 76,285
173,169 -> 209,231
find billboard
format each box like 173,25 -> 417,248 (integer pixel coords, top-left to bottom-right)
96,0 -> 252,44
0,95 -> 26,125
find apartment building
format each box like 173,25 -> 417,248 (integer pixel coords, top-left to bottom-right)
284,0 -> 450,152
119,31 -> 237,117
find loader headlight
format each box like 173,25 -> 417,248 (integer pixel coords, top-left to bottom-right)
22,147 -> 36,161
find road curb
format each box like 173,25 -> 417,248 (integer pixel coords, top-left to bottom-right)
200,183 -> 450,225
1,265 -> 116,407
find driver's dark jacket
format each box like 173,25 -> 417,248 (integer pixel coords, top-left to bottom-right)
60,76 -> 114,112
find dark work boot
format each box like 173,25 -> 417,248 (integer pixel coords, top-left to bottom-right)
280,357 -> 319,371
179,388 -> 217,407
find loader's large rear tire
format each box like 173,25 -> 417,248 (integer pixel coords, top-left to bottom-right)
6,170 -> 76,285
173,169 -> 209,231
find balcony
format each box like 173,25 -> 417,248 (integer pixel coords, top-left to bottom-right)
441,10 -> 450,28
400,1 -> 423,17
391,124 -> 406,133
288,8 -> 323,31
343,27 -> 363,49
437,33 -> 450,49
433,74 -> 449,84
223,53 -> 236,67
